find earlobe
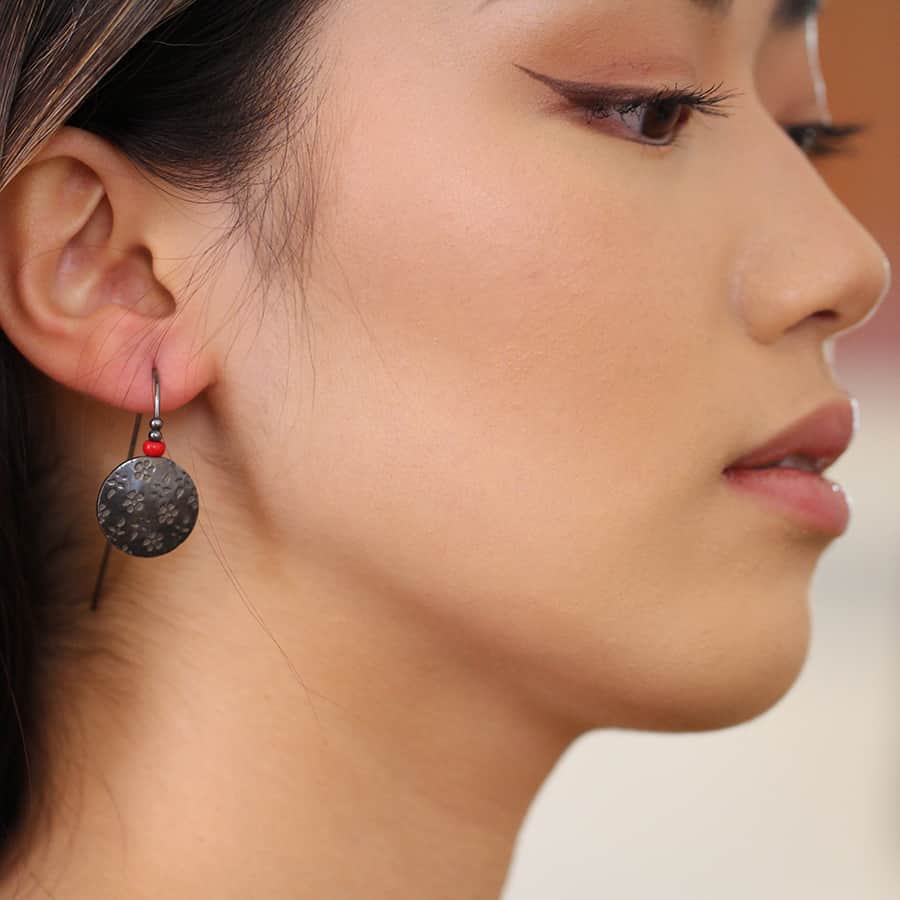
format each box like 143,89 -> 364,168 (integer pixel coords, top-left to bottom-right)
0,127 -> 209,413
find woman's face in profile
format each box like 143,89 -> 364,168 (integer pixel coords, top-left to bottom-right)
204,0 -> 888,732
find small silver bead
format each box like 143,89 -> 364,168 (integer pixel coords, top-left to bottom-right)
149,430 -> 162,442
149,417 -> 163,430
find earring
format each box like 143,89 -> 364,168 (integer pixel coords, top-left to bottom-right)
91,366 -> 200,610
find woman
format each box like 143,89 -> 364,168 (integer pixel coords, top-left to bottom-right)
0,0 -> 890,896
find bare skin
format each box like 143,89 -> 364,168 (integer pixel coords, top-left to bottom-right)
0,0 -> 890,897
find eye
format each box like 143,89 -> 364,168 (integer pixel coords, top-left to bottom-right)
576,84 -> 737,149
784,122 -> 865,157
590,97 -> 695,146
511,67 -> 738,150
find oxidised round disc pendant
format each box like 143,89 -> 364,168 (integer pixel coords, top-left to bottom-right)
96,456 -> 199,557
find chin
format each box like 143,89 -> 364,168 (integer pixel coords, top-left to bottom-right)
652,624 -> 811,734
587,585 -> 815,736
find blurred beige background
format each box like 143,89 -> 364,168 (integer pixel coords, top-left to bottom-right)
503,2 -> 899,897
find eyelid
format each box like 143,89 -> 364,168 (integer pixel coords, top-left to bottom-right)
514,63 -> 739,108
515,63 -> 673,106
514,63 -> 740,132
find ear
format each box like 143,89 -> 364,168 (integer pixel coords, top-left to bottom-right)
0,126 -> 216,413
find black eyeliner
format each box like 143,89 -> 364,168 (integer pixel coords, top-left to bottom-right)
514,64 -> 740,118
515,63 -> 646,103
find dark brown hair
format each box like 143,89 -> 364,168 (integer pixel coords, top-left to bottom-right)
0,0 -> 330,869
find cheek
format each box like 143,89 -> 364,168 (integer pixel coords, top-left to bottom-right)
312,93 -> 727,538
270,69 -> 810,732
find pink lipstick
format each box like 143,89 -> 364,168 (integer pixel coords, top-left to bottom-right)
723,400 -> 857,536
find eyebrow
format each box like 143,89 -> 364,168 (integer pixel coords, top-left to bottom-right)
476,0 -> 824,29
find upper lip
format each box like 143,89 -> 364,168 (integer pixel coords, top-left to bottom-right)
725,399 -> 857,474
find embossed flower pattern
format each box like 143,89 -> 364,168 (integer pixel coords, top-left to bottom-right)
122,490 -> 145,514
108,517 -> 128,540
133,459 -> 157,481
104,472 -> 129,500
158,502 -> 178,526
98,457 -> 197,556
142,532 -> 164,553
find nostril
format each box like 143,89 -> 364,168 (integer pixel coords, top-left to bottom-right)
811,309 -> 839,321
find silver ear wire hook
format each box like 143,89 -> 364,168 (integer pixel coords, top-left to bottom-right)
91,366 -> 200,611
153,366 -> 161,422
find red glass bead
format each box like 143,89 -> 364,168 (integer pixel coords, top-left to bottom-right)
143,440 -> 166,457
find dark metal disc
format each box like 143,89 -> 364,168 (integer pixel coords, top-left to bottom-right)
96,456 -> 199,557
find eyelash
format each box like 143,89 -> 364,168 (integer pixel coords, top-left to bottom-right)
573,85 -> 863,157
783,122 -> 866,157
578,82 -> 737,146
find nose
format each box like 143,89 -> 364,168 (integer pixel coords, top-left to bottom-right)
731,117 -> 892,347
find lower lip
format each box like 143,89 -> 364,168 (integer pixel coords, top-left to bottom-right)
723,467 -> 850,537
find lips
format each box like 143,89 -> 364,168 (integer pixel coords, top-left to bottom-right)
723,400 -> 857,537
725,400 -> 856,475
